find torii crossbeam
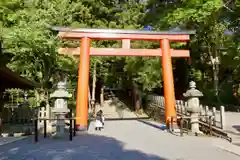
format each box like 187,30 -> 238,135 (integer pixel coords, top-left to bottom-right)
53,27 -> 195,131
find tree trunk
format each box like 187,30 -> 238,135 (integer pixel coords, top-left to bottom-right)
91,62 -> 97,113
91,62 -> 97,103
34,89 -> 40,107
234,84 -> 239,105
208,44 -> 219,98
212,44 -> 220,97
88,85 -> 92,113
212,61 -> 219,96
100,86 -> 104,106
133,83 -> 141,111
211,9 -> 221,99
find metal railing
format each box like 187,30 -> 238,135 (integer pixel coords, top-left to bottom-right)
33,118 -> 76,143
168,115 -> 232,142
169,115 -> 213,136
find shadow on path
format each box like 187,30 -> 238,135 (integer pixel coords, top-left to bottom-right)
137,120 -> 167,131
232,125 -> 240,133
0,134 -> 168,160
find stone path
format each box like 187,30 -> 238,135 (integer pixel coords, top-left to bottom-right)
96,99 -> 149,119
98,97 -> 240,145
0,120 -> 240,160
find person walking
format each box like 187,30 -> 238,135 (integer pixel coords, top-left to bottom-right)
95,110 -> 104,131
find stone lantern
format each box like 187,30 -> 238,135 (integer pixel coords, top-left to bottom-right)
183,81 -> 203,134
50,80 -> 72,137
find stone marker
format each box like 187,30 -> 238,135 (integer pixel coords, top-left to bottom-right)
183,81 -> 203,135
50,80 -> 72,137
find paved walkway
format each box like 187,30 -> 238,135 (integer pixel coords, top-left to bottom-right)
98,97 -> 240,144
0,120 -> 240,160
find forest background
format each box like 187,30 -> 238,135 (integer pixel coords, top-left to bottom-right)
0,0 -> 239,111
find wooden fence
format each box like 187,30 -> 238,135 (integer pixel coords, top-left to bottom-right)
2,103 -> 34,124
147,94 -> 225,129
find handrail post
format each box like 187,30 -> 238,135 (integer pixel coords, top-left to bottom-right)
170,117 -> 174,132
69,118 -> 73,141
180,117 -> 183,137
73,119 -> 76,136
44,119 -> 47,138
209,116 -> 212,136
220,106 -> 225,129
34,118 -> 38,143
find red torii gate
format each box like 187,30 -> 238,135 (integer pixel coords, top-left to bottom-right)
53,27 -> 195,130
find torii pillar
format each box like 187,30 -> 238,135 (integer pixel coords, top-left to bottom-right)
54,27 -> 195,131
76,37 -> 91,130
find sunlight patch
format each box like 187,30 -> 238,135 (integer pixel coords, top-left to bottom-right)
8,147 -> 19,154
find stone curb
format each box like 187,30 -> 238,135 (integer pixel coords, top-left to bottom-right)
212,139 -> 240,157
215,145 -> 240,157
1,132 -> 32,137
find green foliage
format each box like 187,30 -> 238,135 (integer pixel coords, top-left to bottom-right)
144,0 -> 240,104
124,57 -> 162,91
1,0 -> 240,106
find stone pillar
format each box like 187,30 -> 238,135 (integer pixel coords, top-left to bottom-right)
183,81 -> 203,134
50,80 -> 72,137
220,106 -> 225,129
